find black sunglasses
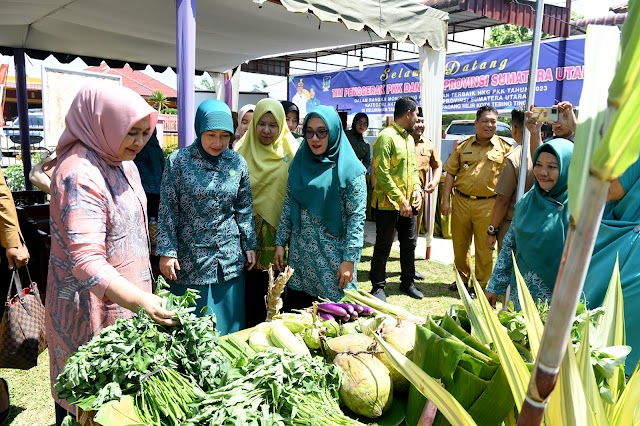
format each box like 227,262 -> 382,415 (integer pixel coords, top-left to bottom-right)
304,128 -> 329,139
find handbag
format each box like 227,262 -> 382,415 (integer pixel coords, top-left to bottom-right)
29,153 -> 57,195
0,268 -> 47,369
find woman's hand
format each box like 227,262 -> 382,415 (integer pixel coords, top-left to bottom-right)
160,256 -> 180,280
274,246 -> 285,271
6,244 -> 30,269
336,261 -> 355,289
485,291 -> 499,308
524,108 -> 544,133
245,250 -> 256,271
139,293 -> 178,326
105,280 -> 177,326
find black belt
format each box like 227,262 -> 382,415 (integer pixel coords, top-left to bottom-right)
456,189 -> 496,200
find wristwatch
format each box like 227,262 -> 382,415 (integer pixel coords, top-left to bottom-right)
487,224 -> 498,236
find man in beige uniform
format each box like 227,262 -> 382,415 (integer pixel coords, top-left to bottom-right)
441,105 -> 513,296
485,109 -> 533,251
413,111 -> 443,238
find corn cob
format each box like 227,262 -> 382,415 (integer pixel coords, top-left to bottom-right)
269,321 -> 311,357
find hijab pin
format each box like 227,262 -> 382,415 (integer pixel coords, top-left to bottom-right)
229,169 -> 237,176
283,155 -> 290,163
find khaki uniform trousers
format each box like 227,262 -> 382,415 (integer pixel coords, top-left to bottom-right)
451,194 -> 495,287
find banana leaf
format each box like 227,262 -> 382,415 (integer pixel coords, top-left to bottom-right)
405,318 -> 514,426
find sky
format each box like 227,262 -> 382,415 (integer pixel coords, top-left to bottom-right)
0,0 -> 625,102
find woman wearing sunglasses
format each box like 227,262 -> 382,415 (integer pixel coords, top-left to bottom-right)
274,106 -> 367,309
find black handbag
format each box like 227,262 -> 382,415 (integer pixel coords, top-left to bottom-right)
0,268 -> 47,369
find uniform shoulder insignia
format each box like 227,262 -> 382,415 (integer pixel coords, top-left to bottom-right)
456,135 -> 474,150
497,136 -> 512,145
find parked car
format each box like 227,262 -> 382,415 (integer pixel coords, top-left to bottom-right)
3,109 -> 45,145
440,119 -> 516,164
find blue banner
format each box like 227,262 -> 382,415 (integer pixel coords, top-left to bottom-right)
289,36 -> 585,123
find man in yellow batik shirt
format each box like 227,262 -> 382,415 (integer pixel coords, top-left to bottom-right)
370,97 -> 423,302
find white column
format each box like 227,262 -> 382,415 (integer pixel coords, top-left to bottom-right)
419,46 -> 446,257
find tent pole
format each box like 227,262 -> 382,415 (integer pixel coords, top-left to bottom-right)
419,46 -> 446,260
516,0 -> 545,201
13,48 -> 33,190
176,0 -> 196,148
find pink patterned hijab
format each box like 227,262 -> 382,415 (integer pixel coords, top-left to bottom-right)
56,83 -> 158,166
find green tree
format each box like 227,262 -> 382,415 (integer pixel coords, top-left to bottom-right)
486,12 -> 583,47
198,75 -> 216,91
149,90 -> 169,112
486,24 -> 534,47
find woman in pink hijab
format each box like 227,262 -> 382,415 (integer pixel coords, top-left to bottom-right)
45,83 -> 176,424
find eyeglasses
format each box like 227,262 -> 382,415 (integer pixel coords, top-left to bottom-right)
304,128 -> 329,139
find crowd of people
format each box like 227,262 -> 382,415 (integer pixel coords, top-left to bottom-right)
0,80 -> 629,424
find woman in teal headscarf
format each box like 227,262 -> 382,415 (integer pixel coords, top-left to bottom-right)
584,156 -> 640,375
274,106 -> 367,308
486,138 -> 574,310
157,100 -> 257,334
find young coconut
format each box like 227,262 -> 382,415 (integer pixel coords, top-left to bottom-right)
382,319 -> 416,357
333,353 -> 393,418
325,333 -> 375,361
374,351 -> 410,394
374,319 -> 417,393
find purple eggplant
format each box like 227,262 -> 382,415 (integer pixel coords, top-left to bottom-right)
350,310 -> 359,320
350,304 -> 365,314
359,305 -> 375,316
317,311 -> 335,321
317,303 -> 349,318
335,303 -> 355,315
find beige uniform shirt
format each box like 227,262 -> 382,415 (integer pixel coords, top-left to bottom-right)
494,145 -> 534,221
415,136 -> 442,188
443,134 -> 513,198
0,170 -> 23,248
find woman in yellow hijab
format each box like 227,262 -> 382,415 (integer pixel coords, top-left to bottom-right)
236,98 -> 299,326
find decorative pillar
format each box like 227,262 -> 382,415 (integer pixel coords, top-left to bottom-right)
176,0 -> 196,147
13,48 -> 33,190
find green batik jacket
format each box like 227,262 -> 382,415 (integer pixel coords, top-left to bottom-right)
371,122 -> 421,211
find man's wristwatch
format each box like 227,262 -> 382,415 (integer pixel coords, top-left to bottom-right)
487,224 -> 498,236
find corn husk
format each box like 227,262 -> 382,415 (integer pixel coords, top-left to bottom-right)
265,265 -> 294,321
333,353 -> 393,418
248,331 -> 274,353
269,321 -> 310,357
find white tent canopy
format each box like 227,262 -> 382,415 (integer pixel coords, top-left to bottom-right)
1,0 -> 448,252
0,0 -> 448,72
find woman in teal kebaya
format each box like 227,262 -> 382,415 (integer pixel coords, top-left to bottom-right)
486,138 -> 574,310
157,100 -> 257,335
275,106 -> 367,309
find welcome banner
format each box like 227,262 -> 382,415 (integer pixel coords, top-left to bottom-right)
289,36 -> 585,119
